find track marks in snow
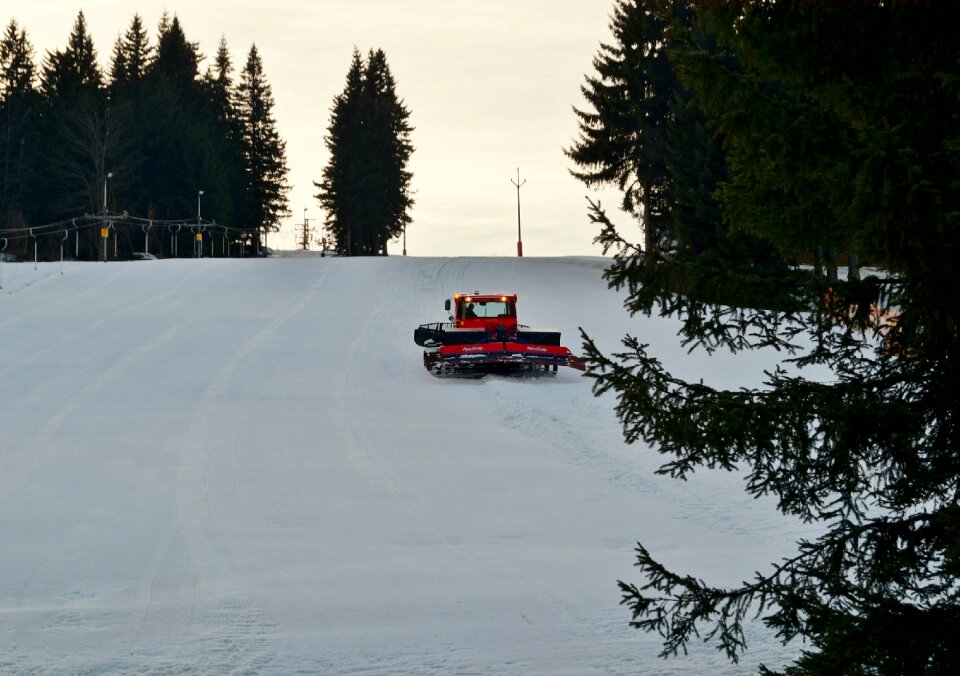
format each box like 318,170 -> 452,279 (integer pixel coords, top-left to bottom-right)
0,319 -> 195,517
203,269 -> 326,398
482,377 -> 656,494
129,527 -> 196,650
167,263 -> 334,669
480,375 -> 774,543
0,262 -> 206,375
124,525 -> 279,674
333,261 -> 418,503
39,322 -> 191,444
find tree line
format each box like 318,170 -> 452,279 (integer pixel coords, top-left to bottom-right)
0,11 -> 289,260
570,1 -> 959,673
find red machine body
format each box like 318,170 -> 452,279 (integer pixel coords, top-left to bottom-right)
414,292 -> 585,377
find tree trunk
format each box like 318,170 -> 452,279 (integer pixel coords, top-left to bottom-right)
826,247 -> 838,283
847,251 -> 860,281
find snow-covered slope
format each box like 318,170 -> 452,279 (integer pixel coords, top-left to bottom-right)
0,255 -> 809,674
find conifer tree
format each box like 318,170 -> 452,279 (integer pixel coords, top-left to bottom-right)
134,13 -> 209,229
315,48 -> 413,256
569,0 -> 785,280
0,19 -> 35,97
150,14 -> 199,88
200,37 -> 249,239
581,2 -> 960,672
40,10 -> 101,101
566,0 -> 676,253
360,48 -> 414,255
109,14 -> 151,93
316,48 -> 364,255
37,11 -> 106,224
204,37 -> 236,127
0,19 -> 38,230
236,43 -> 289,251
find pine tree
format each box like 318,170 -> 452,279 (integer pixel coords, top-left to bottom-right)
105,14 -> 153,237
566,0 -> 676,253
236,43 -> 289,251
109,14 -> 151,93
199,37 -> 250,238
316,48 -> 364,255
150,15 -> 199,88
658,13 -> 779,279
204,37 -> 236,127
0,19 -> 35,97
360,48 -> 414,255
36,10 -> 107,224
315,48 -> 414,256
40,10 -> 101,102
0,19 -> 38,230
680,3 -> 859,281
129,12 -> 217,235
569,0 -> 786,283
582,2 -> 960,672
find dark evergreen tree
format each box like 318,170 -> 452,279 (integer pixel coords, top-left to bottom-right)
109,14 -> 151,94
360,48 -> 414,255
36,10 -> 108,232
315,48 -> 364,255
135,13 -> 211,232
201,37 -> 250,241
108,37 -> 127,90
581,2 -> 960,673
678,3 -> 859,281
39,10 -> 101,102
0,19 -> 34,95
315,47 -> 414,256
236,43 -> 289,252
103,13 -> 155,250
150,14 -> 200,88
566,0 -> 676,253
661,15 -> 786,283
0,19 -> 38,231
569,0 -> 787,287
204,37 -> 236,128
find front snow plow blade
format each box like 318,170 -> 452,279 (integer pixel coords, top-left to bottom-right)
424,341 -> 586,378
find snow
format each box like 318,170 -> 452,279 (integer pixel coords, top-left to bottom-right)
1,255 -> 815,674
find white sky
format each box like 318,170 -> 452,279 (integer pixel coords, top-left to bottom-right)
4,1 -> 631,256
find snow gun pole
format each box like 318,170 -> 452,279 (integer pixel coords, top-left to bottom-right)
61,229 -> 69,274
512,167 -> 525,257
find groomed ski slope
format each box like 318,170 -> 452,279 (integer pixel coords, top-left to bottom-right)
1,254 -> 812,674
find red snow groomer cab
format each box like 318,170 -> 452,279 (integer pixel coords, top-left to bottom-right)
414,292 -> 586,377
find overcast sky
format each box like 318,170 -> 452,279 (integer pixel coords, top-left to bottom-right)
5,1 -> 630,256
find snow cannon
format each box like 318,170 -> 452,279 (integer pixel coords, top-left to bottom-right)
414,293 -> 586,378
